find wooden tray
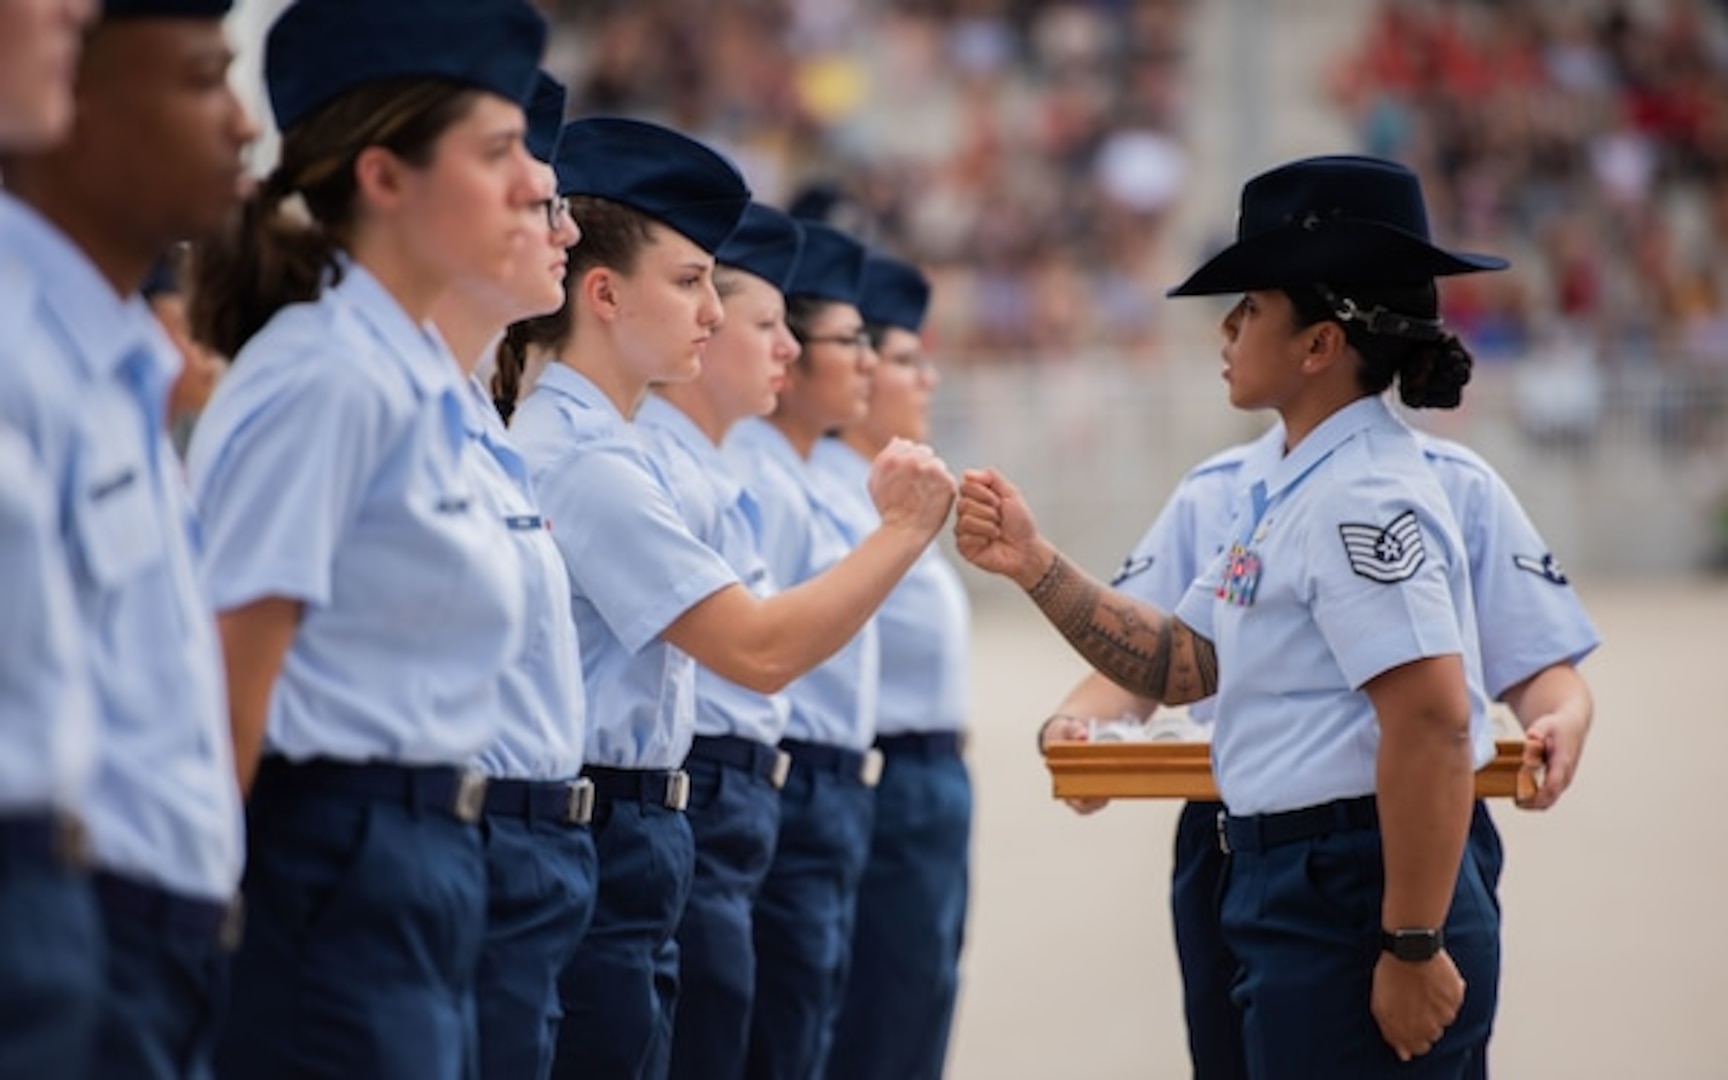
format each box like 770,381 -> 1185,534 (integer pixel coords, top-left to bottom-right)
1045,738 -> 1533,801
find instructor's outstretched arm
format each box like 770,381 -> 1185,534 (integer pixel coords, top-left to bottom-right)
954,467 -> 1217,706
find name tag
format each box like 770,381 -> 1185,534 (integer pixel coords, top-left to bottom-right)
89,467 -> 138,502
504,514 -> 545,532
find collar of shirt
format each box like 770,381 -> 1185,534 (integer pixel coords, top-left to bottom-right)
1260,395 -> 1404,502
327,260 -> 464,402
460,374 -> 533,494
636,394 -> 746,504
532,362 -> 630,425
0,192 -> 169,385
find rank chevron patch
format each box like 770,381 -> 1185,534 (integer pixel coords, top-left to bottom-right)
1338,510 -> 1426,583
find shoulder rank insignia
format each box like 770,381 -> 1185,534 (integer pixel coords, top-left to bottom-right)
1110,553 -> 1155,586
1512,552 -> 1569,585
1338,510 -> 1426,583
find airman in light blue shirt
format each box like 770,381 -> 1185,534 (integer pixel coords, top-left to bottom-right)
814,437 -> 970,739
463,377 -> 587,782
1174,398 -> 1492,814
0,254 -> 96,818
513,366 -> 740,771
728,417 -> 881,752
637,394 -> 791,748
190,263 -> 525,766
0,193 -> 241,905
1093,418 -> 1599,1079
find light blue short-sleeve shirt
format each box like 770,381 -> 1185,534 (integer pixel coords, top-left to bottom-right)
1175,397 -> 1492,816
636,395 -> 790,747
187,264 -> 524,768
511,367 -> 740,770
1128,424 -> 1599,707
461,378 -> 586,781
0,194 -> 240,900
811,438 -> 970,737
725,418 -> 880,751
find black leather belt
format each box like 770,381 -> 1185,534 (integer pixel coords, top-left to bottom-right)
94,871 -> 240,947
780,739 -> 883,788
483,777 -> 594,826
255,758 -> 488,824
581,766 -> 690,811
1219,794 -> 1378,854
874,731 -> 964,757
688,734 -> 791,790
0,812 -> 89,870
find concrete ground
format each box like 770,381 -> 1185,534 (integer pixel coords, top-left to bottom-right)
944,579 -> 1725,1079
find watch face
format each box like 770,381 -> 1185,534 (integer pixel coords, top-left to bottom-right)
1383,928 -> 1444,962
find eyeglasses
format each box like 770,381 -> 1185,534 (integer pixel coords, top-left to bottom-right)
535,195 -> 573,232
801,330 -> 871,354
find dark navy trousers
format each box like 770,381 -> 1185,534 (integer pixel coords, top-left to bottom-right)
0,816 -> 102,1079
215,767 -> 487,1080
1173,800 -> 1504,1079
477,812 -> 598,1080
668,753 -> 783,1080
826,746 -> 972,1080
552,797 -> 694,1080
92,873 -> 232,1080
1195,794 -> 1506,1071
744,763 -> 875,1080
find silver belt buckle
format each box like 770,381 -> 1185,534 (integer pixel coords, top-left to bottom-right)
454,770 -> 489,824
54,813 -> 91,871
770,750 -> 791,791
859,749 -> 885,789
664,769 -> 690,812
566,778 -> 595,825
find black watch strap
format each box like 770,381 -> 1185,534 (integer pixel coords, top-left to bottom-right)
1380,927 -> 1445,962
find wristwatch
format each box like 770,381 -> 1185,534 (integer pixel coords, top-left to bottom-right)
1380,927 -> 1445,963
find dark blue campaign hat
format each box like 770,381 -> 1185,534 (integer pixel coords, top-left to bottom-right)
859,254 -> 931,333
266,0 -> 547,133
716,204 -> 805,294
554,118 -> 751,255
522,72 -> 566,165
783,222 -> 866,305
1167,155 -> 1508,297
104,0 -> 230,15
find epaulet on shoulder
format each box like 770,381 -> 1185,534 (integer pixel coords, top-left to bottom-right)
1416,432 -> 1495,478
1184,441 -> 1253,482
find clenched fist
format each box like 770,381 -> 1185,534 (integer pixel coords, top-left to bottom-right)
953,467 -> 1051,588
868,437 -> 956,537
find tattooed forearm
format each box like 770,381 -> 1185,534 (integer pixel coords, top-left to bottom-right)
1024,554 -> 1218,704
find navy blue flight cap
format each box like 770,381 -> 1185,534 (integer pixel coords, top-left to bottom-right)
859,254 -> 931,334
104,0 -> 231,15
1167,155 -> 1507,297
523,72 -> 566,165
554,118 -> 751,255
266,0 -> 547,133
783,223 -> 866,305
716,204 -> 805,294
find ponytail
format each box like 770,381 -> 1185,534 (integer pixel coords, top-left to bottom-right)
190,167 -> 340,360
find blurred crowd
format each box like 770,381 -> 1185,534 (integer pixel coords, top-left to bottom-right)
539,0 -> 1194,364
1333,0 -> 1728,380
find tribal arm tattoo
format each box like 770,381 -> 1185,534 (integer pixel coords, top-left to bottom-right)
1025,553 -> 1218,705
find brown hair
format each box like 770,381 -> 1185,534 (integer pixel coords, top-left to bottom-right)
491,195 -> 657,422
190,79 -> 479,359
